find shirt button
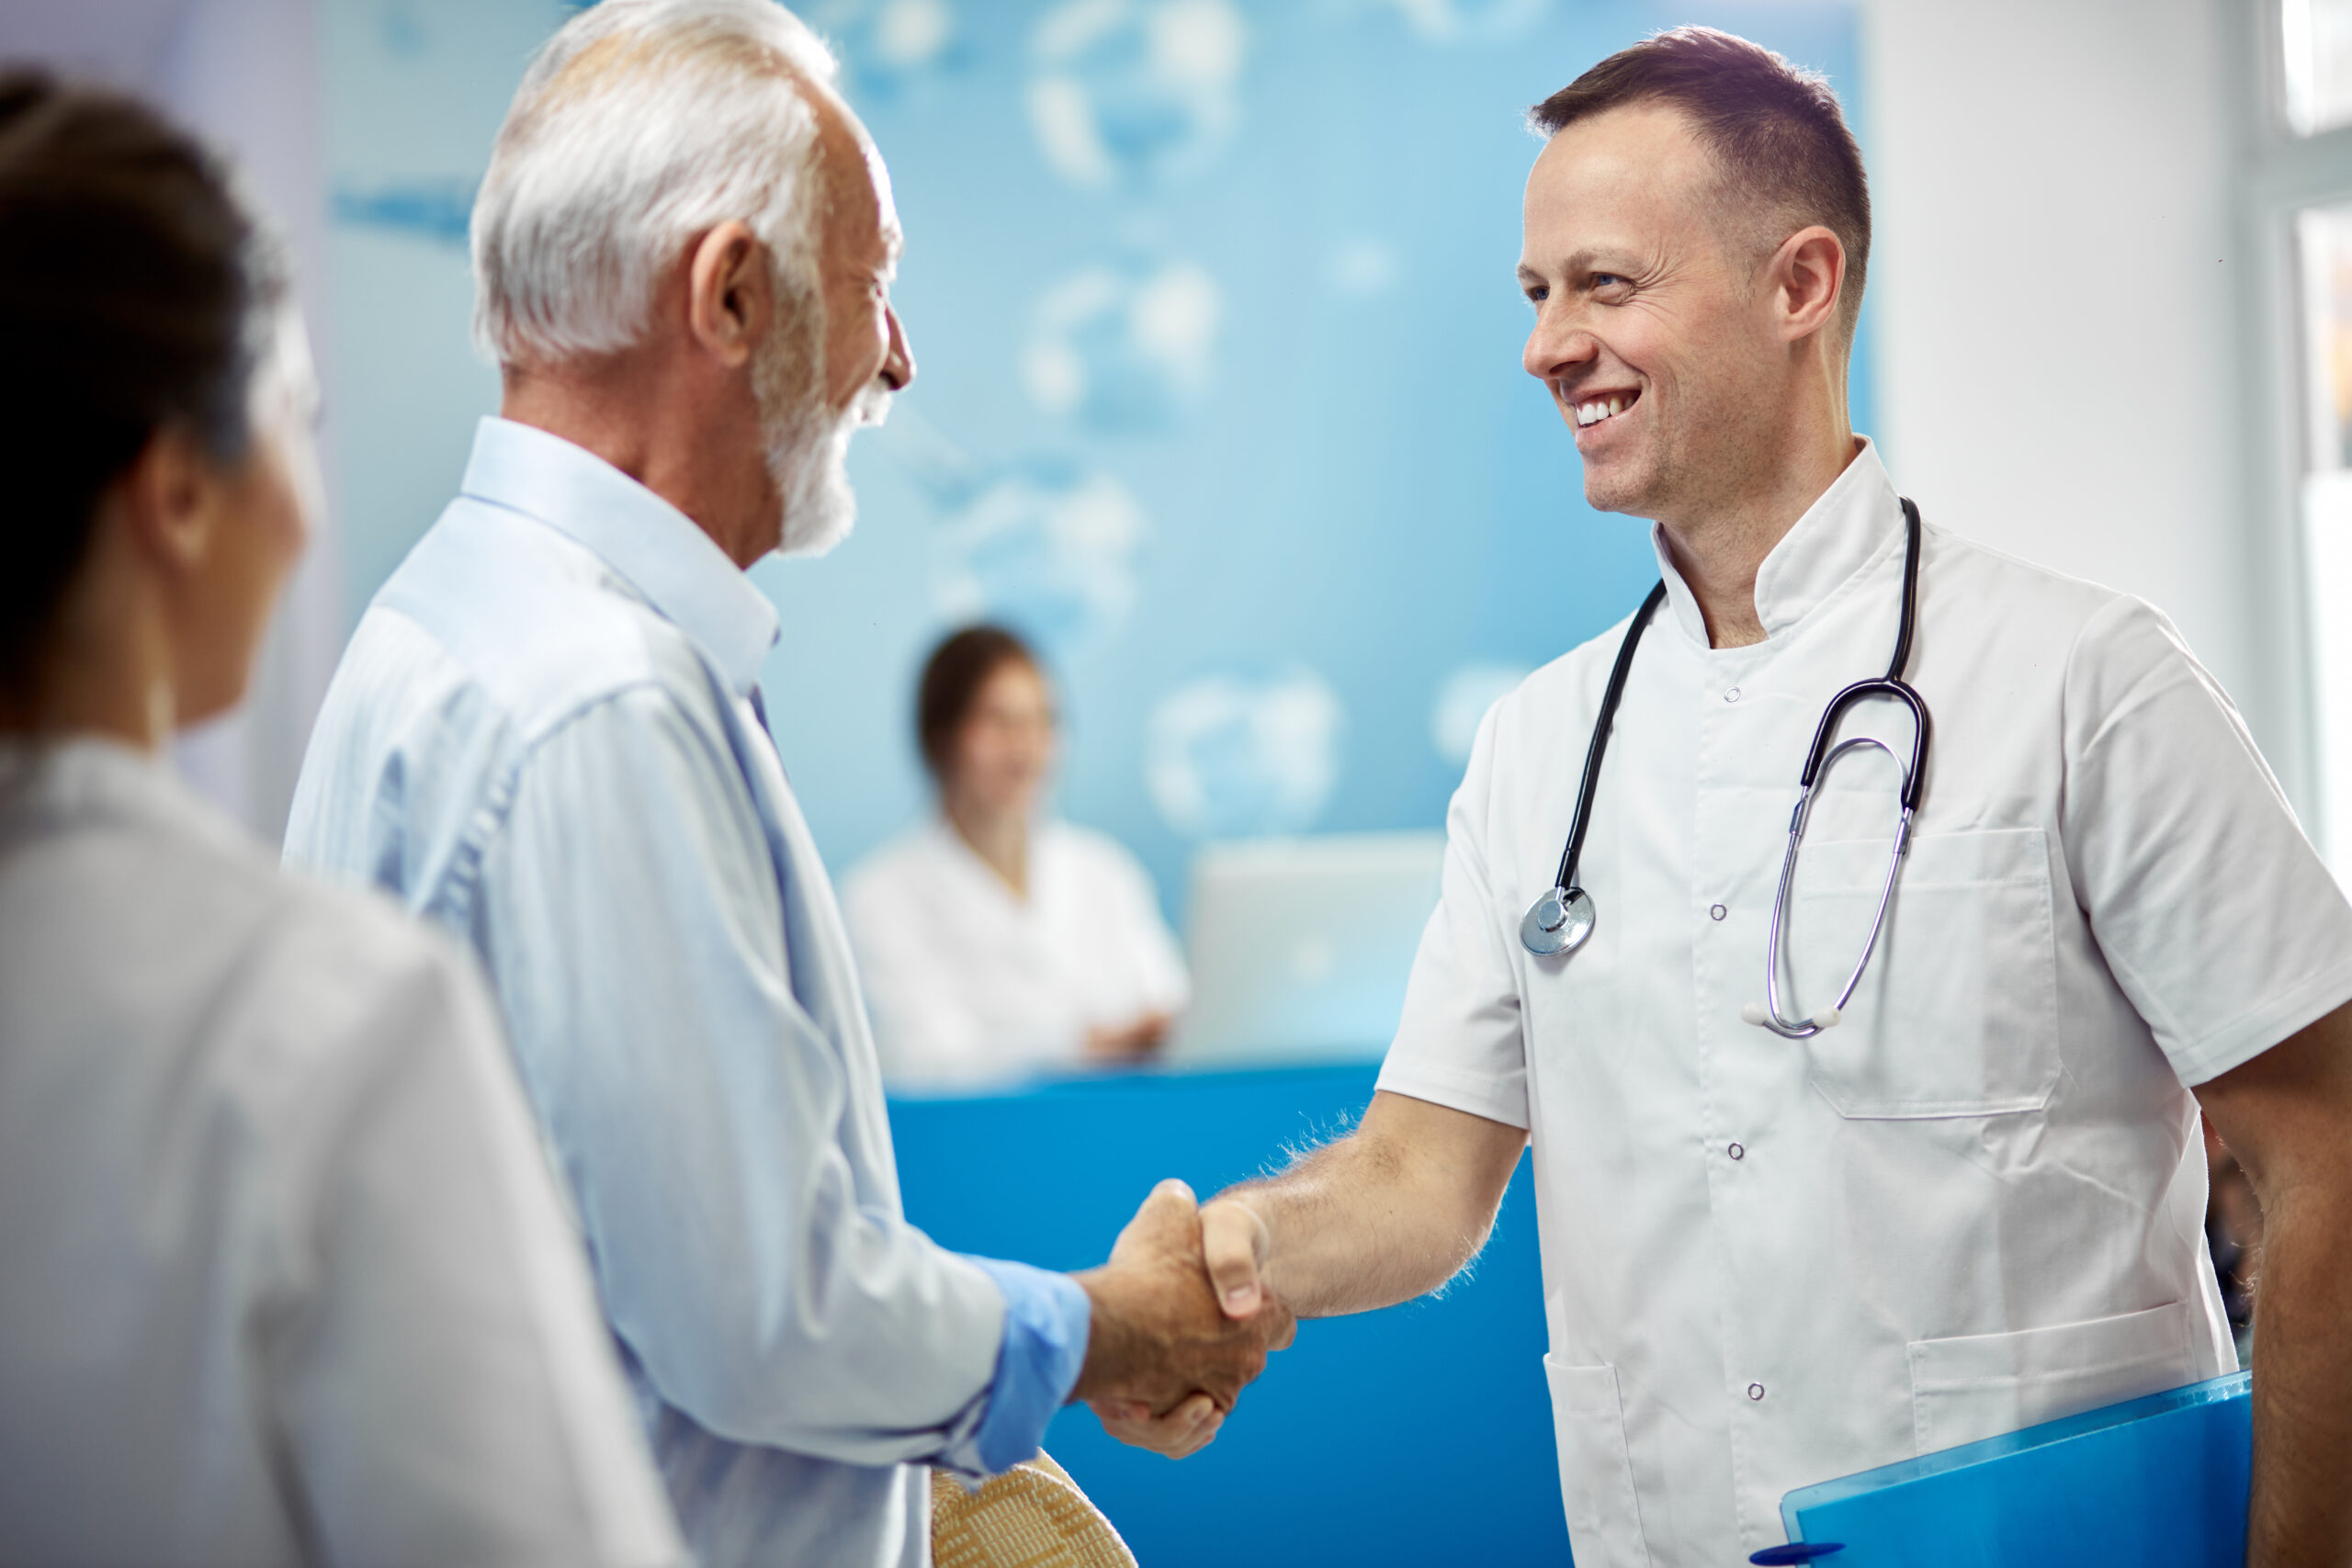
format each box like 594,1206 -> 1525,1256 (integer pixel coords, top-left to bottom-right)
1748,1382 -> 1766,1401
1709,903 -> 1726,921
1728,1142 -> 1746,1161
1724,687 -> 1742,703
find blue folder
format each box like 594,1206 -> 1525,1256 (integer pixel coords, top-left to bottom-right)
1764,1372 -> 2251,1567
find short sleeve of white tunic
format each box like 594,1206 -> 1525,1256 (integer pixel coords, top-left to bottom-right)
1378,696 -> 1540,1129
2056,596 -> 2352,1082
1377,585 -> 2352,1131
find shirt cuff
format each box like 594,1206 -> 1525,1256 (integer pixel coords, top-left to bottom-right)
941,1257 -> 1091,1481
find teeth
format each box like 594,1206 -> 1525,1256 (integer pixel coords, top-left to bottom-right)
1608,396 -> 1623,417
1574,396 -> 1631,427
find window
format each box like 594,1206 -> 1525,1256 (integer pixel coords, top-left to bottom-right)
2264,3 -> 2352,869
2284,0 -> 2352,135
2296,206 -> 2352,856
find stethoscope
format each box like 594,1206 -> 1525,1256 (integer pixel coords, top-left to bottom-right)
1519,500 -> 1932,1043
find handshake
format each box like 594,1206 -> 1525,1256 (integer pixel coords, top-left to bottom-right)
1069,1179 -> 1295,1460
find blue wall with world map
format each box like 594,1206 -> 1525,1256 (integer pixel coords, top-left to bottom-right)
324,0 -> 1870,919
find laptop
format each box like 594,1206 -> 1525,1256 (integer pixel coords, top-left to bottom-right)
1163,830 -> 1447,1068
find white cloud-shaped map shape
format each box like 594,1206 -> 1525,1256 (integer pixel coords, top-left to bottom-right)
1384,0 -> 1551,43
1430,662 -> 1532,765
1023,259 -> 1222,433
1148,666 -> 1344,839
931,462 -> 1147,659
1026,0 -> 1247,191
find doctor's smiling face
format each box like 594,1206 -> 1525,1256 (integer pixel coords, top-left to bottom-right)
1519,99 -> 1848,530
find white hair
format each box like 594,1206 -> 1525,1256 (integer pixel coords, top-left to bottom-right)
471,0 -> 841,367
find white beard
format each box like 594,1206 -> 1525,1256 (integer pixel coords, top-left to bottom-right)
756,298 -> 891,560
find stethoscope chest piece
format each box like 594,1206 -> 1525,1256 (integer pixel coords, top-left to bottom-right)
1521,886 -> 1595,956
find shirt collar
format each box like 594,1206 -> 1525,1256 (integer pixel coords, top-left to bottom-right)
1650,436 -> 1903,649
458,416 -> 781,696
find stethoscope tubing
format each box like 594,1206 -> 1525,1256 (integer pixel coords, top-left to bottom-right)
1749,498 -> 1930,1037
1523,498 -> 1934,1045
1551,580 -> 1669,900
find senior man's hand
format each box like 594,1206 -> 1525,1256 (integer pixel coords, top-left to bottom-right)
1071,1179 -> 1295,1459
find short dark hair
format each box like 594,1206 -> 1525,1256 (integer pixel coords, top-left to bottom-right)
916,625 -> 1041,781
0,70 -> 285,694
1530,27 -> 1869,338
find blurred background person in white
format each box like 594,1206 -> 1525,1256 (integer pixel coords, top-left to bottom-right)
845,625 -> 1188,1088
0,74 -> 680,1567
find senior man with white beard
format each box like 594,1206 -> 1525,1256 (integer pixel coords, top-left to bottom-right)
285,4 -> 1287,1564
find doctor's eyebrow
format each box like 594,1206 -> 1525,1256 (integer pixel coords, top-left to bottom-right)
1548,249 -> 1646,285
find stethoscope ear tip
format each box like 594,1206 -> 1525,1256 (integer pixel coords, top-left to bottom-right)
1739,1002 -> 1769,1028
1811,1006 -> 1842,1030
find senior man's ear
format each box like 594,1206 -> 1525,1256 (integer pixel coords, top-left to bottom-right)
686,219 -> 773,369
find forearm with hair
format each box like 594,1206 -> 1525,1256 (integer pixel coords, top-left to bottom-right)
1216,1091 -> 1525,1319
2194,1000 -> 2352,1568
2243,1173 -> 2352,1567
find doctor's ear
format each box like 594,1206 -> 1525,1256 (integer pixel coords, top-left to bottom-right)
1767,225 -> 1846,343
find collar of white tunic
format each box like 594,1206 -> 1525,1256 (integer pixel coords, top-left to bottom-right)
457,415 -> 780,698
0,733 -> 236,854
921,815 -> 1050,910
1647,435 -> 1904,650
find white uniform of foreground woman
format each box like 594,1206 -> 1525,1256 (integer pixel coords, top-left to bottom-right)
0,73 -> 678,1567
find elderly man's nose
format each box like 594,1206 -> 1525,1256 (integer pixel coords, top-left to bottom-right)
881,306 -> 914,392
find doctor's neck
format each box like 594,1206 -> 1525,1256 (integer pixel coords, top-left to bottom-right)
1649,395 -> 1860,651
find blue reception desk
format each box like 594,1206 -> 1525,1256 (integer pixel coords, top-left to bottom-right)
888,1062 -> 1570,1567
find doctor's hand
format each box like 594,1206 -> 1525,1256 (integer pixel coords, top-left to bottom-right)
1200,1195 -> 1274,1321
1071,1179 -> 1295,1459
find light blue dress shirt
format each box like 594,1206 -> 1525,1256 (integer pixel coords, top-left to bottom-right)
286,417 -> 1090,1568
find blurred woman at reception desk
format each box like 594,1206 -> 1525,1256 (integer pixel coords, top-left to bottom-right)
844,626 -> 1186,1089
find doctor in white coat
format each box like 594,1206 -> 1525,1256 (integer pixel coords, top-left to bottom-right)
1141,28 -> 2352,1565
844,625 -> 1188,1089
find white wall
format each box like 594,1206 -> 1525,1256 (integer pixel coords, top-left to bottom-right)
0,0 -> 339,840
1860,0 -> 2300,799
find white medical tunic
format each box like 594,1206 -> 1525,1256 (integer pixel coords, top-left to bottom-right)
0,739 -> 680,1568
1376,441 -> 2352,1568
842,819 -> 1189,1089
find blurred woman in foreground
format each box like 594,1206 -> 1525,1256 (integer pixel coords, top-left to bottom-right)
0,74 -> 675,1566
844,626 -> 1188,1088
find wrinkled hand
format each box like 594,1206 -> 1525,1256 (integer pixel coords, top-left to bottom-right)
1073,1179 -> 1295,1458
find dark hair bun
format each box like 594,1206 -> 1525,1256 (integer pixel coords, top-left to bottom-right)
0,70 -> 281,686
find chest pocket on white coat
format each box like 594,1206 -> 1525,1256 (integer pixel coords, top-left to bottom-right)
1783,826 -> 2060,1118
